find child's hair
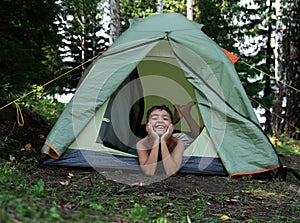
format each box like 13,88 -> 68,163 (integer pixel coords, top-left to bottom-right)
146,105 -> 173,122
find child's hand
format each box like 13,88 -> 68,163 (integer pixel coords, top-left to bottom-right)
174,101 -> 195,117
161,124 -> 173,142
146,122 -> 159,142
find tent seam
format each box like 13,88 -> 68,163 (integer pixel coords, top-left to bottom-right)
100,38 -> 165,59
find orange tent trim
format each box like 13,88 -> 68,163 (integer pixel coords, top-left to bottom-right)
221,47 -> 239,64
42,142 -> 61,160
230,165 -> 281,177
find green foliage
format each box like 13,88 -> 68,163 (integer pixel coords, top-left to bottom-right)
120,0 -> 157,30
120,0 -> 193,31
0,0 -> 61,104
129,203 -> 149,222
89,203 -> 105,210
0,158 -> 26,190
271,136 -> 300,155
235,1 -> 277,115
56,0 -> 109,94
0,159 -> 63,222
162,0 -> 187,14
197,0 -> 278,118
1,143 -> 300,223
7,85 -> 66,125
197,0 -> 237,49
24,93 -> 66,125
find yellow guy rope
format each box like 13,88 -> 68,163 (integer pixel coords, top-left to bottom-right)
0,54 -> 100,112
14,102 -> 24,126
241,60 -> 300,93
241,60 -> 300,132
248,95 -> 300,132
0,54 -> 100,126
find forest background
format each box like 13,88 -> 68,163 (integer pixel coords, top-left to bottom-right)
0,0 -> 299,139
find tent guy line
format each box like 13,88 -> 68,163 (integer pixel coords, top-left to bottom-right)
241,60 -> 300,93
0,54 -> 101,112
248,96 -> 300,132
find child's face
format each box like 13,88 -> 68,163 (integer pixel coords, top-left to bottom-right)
148,109 -> 172,136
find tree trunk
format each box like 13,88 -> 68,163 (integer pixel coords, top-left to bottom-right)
263,2 -> 274,134
157,0 -> 164,13
273,0 -> 286,135
282,0 -> 300,139
109,0 -> 121,42
187,0 -> 193,20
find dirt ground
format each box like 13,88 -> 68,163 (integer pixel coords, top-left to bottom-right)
24,160 -> 300,222
1,108 -> 300,222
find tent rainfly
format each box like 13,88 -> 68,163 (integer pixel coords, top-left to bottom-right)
42,13 -> 281,178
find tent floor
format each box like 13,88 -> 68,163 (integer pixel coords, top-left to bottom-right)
42,149 -> 227,176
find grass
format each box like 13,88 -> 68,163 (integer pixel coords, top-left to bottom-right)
0,157 -> 189,222
271,135 -> 300,155
0,164 -> 60,222
271,135 -> 300,173
1,97 -> 299,222
0,127 -> 299,222
24,95 -> 67,125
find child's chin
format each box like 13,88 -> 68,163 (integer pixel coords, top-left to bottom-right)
154,129 -> 166,136
156,131 -> 165,136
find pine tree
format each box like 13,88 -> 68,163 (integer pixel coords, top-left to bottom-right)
120,0 -> 156,30
0,0 -> 60,103
273,0 -> 300,139
231,0 -> 276,130
282,0 -> 300,139
56,0 -> 110,93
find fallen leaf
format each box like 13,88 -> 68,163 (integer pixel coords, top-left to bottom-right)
59,180 -> 70,186
226,197 -> 239,204
220,215 -> 230,221
68,172 -> 74,178
25,143 -> 32,150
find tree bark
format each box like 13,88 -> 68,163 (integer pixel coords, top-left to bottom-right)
263,2 -> 274,134
273,0 -> 286,135
109,0 -> 121,42
187,0 -> 193,20
282,0 -> 300,139
157,0 -> 164,13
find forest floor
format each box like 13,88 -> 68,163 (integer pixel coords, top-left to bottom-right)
1,108 -> 300,222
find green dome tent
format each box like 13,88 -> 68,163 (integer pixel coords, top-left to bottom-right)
42,13 -> 281,177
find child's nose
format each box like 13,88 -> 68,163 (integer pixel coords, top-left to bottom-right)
158,118 -> 164,122
157,117 -> 163,122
